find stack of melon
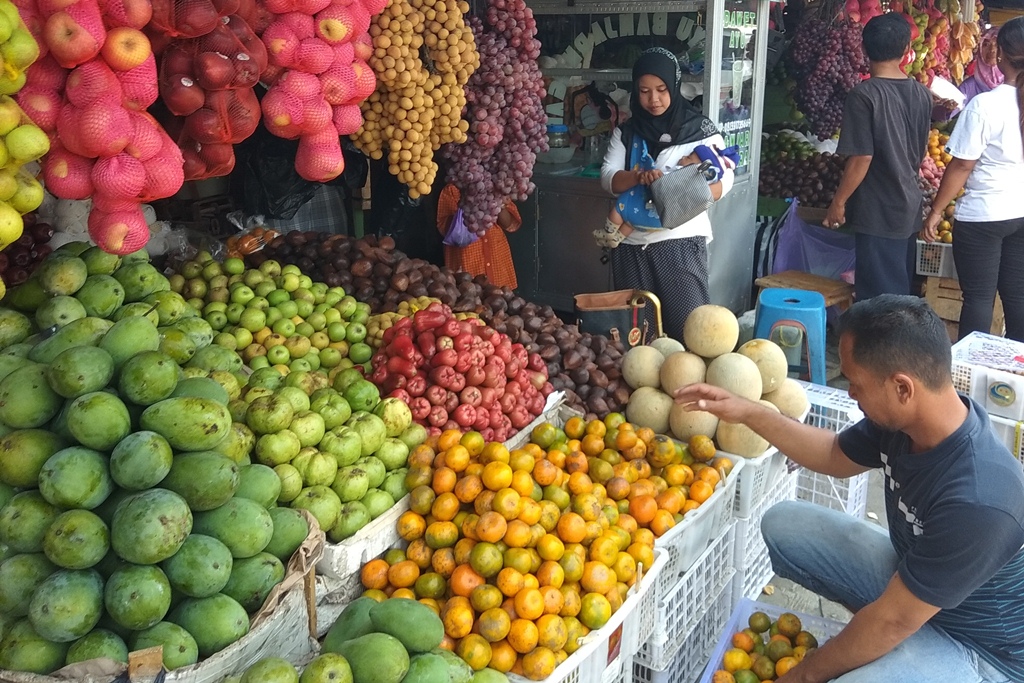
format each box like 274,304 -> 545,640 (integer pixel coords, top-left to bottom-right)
621,305 -> 809,458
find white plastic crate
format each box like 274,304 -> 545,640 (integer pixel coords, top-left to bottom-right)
316,495 -> 409,580
654,457 -> 741,589
509,550 -> 667,683
698,599 -> 848,683
727,403 -> 810,518
733,470 -> 798,605
950,331 -> 1024,395
631,579 -> 732,683
916,239 -> 957,279
728,447 -> 786,518
797,380 -> 863,433
990,414 -> 1024,465
635,524 -> 737,670
796,469 -> 869,518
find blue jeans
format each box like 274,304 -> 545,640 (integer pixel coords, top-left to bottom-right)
761,501 -> 1011,683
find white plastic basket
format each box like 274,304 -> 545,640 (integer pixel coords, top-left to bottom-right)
916,239 -> 957,279
732,470 -> 798,605
950,331 -> 1024,395
632,579 -> 733,683
795,469 -> 869,518
727,403 -> 811,518
727,448 -> 786,519
797,380 -> 863,433
990,414 -> 1024,465
654,457 -> 741,588
315,495 -> 409,580
698,599 -> 848,683
635,524 -> 737,670
509,550 -> 667,683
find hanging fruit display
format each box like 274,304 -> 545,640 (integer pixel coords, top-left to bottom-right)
440,0 -> 547,234
352,0 -> 478,198
21,0 -> 185,256
258,0 -> 383,182
785,18 -> 868,140
947,14 -> 980,84
153,0 -> 264,181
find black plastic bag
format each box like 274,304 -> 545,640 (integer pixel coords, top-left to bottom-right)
238,128 -> 319,220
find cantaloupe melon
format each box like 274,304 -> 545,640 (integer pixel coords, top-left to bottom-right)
621,345 -> 665,390
650,337 -> 685,358
716,420 -> 770,458
683,305 -> 739,359
659,352 -> 707,396
626,387 -> 673,434
758,400 -> 781,414
706,353 -> 762,401
762,378 -> 810,419
669,403 -> 719,441
738,339 -> 789,394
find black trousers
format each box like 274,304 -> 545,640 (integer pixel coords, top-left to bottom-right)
854,233 -> 917,301
611,237 -> 709,343
951,217 -> 1024,342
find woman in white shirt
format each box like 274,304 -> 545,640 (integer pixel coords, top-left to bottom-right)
923,18 -> 1024,341
599,48 -> 734,341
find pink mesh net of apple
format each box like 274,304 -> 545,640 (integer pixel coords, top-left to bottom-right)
256,0 -> 381,182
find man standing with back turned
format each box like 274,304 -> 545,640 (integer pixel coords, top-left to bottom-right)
676,295 -> 1024,682
823,13 -> 932,300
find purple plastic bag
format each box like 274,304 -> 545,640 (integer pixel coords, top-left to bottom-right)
443,208 -> 479,247
773,200 -> 855,280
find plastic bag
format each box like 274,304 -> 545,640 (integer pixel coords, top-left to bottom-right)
442,208 -> 479,247
238,128 -> 319,220
773,199 -> 855,280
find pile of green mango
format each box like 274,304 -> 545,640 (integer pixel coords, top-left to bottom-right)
235,597 -> 508,683
0,244 -> 314,675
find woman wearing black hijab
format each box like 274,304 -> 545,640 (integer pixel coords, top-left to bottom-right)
599,48 -> 733,341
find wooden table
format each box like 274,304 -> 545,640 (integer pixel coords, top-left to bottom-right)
754,270 -> 856,311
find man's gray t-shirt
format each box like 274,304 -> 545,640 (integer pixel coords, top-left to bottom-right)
836,77 -> 932,238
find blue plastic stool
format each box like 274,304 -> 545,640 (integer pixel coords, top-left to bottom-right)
753,288 -> 828,385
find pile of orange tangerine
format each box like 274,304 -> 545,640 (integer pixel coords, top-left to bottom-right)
711,610 -> 820,683
357,414 -> 736,679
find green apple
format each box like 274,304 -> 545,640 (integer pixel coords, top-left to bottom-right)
295,322 -> 314,338
239,308 -> 267,333
259,260 -> 282,277
225,302 -> 245,324
244,270 -> 266,288
280,273 -> 300,292
277,386 -> 311,413
348,342 -> 372,365
277,300 -> 298,319
247,296 -> 269,311
335,296 -> 357,320
233,327 -> 253,349
230,285 -> 255,305
327,322 -> 347,342
281,264 -> 301,277
295,299 -> 314,319
223,257 -> 245,275
249,355 -> 270,371
306,312 -> 327,331
289,358 -> 312,374
202,261 -> 222,280
318,347 -> 342,370
213,332 -> 237,350
273,318 -> 296,337
267,289 -> 290,306
265,307 -> 283,326
206,311 -> 228,330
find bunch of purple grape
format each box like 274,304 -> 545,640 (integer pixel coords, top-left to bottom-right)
442,0 -> 547,234
786,19 -> 869,140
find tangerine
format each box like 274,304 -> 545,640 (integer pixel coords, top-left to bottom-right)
457,632 -> 494,670
360,559 -> 389,590
508,618 -> 539,654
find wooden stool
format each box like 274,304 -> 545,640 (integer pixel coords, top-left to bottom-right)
755,271 -> 855,312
